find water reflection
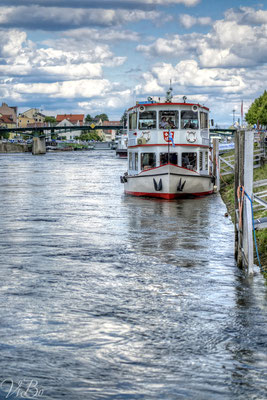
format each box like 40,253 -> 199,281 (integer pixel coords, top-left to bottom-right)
123,195 -> 216,265
0,152 -> 266,400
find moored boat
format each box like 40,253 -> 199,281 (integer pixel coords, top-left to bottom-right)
115,132 -> 128,158
120,86 -> 214,199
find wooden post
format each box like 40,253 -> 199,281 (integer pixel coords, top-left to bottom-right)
234,131 -> 242,261
243,131 -> 254,275
212,138 -> 220,191
238,131 -> 245,268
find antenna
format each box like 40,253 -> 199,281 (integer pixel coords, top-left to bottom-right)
165,79 -> 173,103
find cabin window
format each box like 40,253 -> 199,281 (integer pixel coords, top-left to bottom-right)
159,111 -> 178,129
182,152 -> 197,170
199,152 -> 203,171
141,153 -> 156,170
200,112 -> 208,129
129,112 -> 137,130
129,152 -> 133,169
181,111 -> 199,129
160,152 -> 178,165
205,151 -> 208,170
138,111 -> 156,130
134,153 -> 138,170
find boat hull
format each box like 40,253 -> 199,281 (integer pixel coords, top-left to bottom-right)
123,164 -> 214,199
116,149 -> 127,158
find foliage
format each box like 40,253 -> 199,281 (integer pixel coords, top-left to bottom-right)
120,110 -> 127,124
85,113 -> 109,123
45,116 -> 56,124
51,133 -> 58,140
79,131 -> 102,141
245,91 -> 267,127
95,113 -> 109,122
0,131 -> 9,139
85,114 -> 93,122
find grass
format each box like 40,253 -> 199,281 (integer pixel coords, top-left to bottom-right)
219,155 -> 267,274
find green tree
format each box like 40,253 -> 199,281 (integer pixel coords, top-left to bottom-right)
85,114 -> 93,123
245,91 -> 267,128
45,116 -> 56,124
79,131 -> 102,141
95,113 -> 109,122
0,131 -> 9,140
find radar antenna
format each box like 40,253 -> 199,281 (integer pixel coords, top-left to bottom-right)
165,79 -> 173,103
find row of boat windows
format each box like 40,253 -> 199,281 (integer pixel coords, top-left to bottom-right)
129,110 -> 208,130
129,151 -> 209,171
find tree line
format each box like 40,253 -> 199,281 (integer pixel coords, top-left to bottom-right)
245,90 -> 267,128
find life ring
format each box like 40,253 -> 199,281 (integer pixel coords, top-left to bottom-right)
186,131 -> 197,143
142,132 -> 151,142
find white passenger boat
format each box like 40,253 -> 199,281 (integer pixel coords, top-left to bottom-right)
120,87 -> 214,199
116,132 -> 128,158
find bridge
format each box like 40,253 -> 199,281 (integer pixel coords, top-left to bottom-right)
0,124 -> 124,154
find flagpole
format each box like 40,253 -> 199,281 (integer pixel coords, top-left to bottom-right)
168,127 -> 170,163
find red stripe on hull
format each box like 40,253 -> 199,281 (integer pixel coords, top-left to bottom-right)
125,190 -> 214,200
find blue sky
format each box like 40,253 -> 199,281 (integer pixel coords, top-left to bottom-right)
0,0 -> 266,126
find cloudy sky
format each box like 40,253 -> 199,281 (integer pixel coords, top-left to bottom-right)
0,0 -> 266,125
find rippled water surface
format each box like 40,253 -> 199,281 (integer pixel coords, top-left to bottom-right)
0,151 -> 266,400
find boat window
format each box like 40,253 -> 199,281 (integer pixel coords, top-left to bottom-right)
160,153 -> 178,165
159,111 -> 178,129
182,152 -> 197,170
141,153 -> 156,170
199,152 -> 203,171
129,112 -> 137,130
181,111 -> 199,129
134,153 -> 138,170
138,111 -> 156,130
200,112 -> 208,129
205,151 -> 208,170
129,152 -> 133,169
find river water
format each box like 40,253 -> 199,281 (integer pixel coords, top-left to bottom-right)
0,151 -> 266,400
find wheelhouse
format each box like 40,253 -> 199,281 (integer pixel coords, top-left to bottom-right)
127,102 -> 210,176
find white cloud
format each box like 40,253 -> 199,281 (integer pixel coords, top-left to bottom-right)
13,79 -> 112,98
137,35 -> 189,57
1,0 -> 201,8
39,63 -> 103,79
0,29 -> 29,57
0,28 -> 127,81
149,60 -> 246,91
224,6 -> 267,25
78,89 -> 132,112
0,6 -> 161,30
138,7 -> 267,68
63,28 -> 141,43
179,14 -> 212,29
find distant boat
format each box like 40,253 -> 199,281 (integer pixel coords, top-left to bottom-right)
120,86 -> 214,199
116,132 -> 127,158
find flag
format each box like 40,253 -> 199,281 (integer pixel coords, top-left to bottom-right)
168,129 -> 175,147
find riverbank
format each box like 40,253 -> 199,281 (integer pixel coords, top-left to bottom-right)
0,141 -> 31,153
220,162 -> 267,272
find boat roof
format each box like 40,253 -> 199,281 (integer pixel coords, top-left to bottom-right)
128,102 -> 209,112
